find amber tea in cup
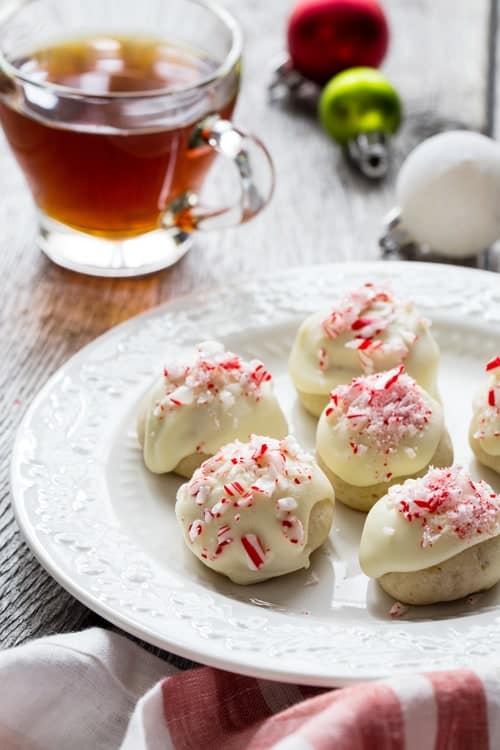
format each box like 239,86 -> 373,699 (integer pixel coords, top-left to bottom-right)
0,0 -> 274,276
0,36 -> 235,237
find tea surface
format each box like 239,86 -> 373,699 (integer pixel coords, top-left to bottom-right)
17,35 -> 212,93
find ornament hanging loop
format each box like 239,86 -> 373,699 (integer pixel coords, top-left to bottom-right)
347,132 -> 390,179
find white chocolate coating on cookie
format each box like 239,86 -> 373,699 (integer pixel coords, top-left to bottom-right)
175,435 -> 335,584
289,283 -> 439,415
360,466 -> 500,578
138,341 -> 288,474
318,428 -> 453,513
317,367 -> 444,487
470,357 -> 500,468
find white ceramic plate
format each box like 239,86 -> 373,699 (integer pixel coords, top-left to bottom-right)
11,262 -> 500,687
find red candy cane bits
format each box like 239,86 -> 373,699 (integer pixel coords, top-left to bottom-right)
325,366 -> 433,455
388,466 -> 500,548
153,341 -> 274,418
486,356 -> 500,372
321,283 -> 393,340
241,534 -> 266,570
319,283 -> 418,374
485,357 -> 500,410
472,356 -> 500,444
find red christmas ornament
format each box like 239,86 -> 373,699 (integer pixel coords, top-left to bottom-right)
287,0 -> 389,84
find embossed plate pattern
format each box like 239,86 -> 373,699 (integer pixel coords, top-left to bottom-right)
11,262 -> 500,686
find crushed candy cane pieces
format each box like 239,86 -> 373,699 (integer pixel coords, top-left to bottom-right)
390,602 -> 409,619
388,466 -> 500,548
318,283 -> 423,373
472,357 -> 500,442
325,366 -> 433,455
153,341 -> 274,417
486,356 -> 500,372
241,534 -> 266,570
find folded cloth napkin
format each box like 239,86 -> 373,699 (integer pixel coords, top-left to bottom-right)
0,627 -> 499,750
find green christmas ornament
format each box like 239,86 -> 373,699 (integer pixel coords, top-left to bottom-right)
319,67 -> 402,178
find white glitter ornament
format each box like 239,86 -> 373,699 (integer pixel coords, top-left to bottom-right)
381,131 -> 500,258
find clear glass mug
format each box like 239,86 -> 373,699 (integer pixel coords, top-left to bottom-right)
0,0 -> 274,277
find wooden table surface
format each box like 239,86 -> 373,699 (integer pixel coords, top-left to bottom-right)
0,0 -> 498,652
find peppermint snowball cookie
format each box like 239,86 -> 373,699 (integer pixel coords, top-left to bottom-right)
175,435 -> 335,584
359,466 -> 500,605
289,282 -> 440,417
469,356 -> 500,475
137,341 -> 288,477
316,366 -> 453,512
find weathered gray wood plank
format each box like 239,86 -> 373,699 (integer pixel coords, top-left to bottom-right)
0,0 -> 492,649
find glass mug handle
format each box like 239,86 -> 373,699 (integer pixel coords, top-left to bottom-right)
162,115 -> 275,233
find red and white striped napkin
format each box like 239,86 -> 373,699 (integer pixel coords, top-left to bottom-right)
0,627 -> 498,749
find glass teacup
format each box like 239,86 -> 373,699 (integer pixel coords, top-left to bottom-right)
0,0 -> 274,276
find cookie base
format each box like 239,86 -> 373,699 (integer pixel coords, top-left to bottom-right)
378,535 -> 500,605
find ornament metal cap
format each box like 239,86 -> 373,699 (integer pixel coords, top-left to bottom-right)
379,208 -> 415,257
268,55 -> 319,105
379,206 -> 499,272
347,131 -> 390,178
